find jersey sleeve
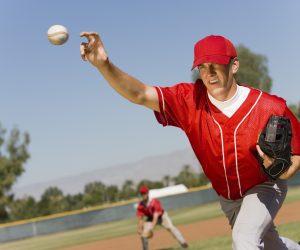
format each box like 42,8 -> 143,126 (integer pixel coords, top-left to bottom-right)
154,83 -> 196,130
284,106 -> 300,155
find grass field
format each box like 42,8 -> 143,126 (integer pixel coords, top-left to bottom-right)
172,221 -> 300,250
0,185 -> 300,250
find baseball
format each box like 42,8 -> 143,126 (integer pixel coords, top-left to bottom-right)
47,25 -> 69,45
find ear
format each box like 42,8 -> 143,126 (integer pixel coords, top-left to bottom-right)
231,57 -> 239,74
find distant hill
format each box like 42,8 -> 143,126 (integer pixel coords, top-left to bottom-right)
12,148 -> 202,199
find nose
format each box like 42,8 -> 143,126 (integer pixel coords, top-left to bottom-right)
208,64 -> 216,75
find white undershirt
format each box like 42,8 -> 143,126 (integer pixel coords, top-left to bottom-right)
207,85 -> 250,118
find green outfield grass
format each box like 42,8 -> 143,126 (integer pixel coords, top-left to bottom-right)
0,202 -> 225,250
284,184 -> 300,203
173,221 -> 300,250
0,185 -> 299,250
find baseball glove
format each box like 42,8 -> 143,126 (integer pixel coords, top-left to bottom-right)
258,115 -> 293,180
142,230 -> 153,239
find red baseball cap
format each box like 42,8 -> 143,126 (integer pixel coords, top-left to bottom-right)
139,185 -> 149,194
191,35 -> 237,70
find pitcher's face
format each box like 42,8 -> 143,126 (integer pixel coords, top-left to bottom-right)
198,58 -> 239,101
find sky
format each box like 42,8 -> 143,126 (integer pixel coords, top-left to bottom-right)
1,0 -> 300,188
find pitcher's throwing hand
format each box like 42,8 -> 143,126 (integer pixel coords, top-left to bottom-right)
80,32 -> 108,67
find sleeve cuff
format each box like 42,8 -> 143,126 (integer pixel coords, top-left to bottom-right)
154,86 -> 168,126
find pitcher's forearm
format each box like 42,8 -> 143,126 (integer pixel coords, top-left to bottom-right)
80,32 -> 159,111
97,59 -> 148,105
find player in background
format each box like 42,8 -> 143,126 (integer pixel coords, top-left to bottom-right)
80,32 -> 300,249
136,185 -> 188,249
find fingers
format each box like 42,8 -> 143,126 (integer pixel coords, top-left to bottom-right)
80,32 -> 102,61
80,32 -> 101,46
256,144 -> 264,158
256,144 -> 274,167
80,31 -> 108,64
80,31 -> 99,39
80,42 -> 88,61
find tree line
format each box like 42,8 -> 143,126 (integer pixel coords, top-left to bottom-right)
4,164 -> 208,223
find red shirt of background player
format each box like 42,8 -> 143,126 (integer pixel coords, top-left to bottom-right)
136,186 -> 164,220
137,198 -> 164,220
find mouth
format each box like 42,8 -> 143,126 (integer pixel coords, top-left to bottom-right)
209,79 -> 218,84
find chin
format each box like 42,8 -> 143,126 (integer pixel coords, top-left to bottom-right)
210,87 -> 225,95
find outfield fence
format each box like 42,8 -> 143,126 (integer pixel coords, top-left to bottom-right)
0,185 -> 217,243
0,172 -> 299,243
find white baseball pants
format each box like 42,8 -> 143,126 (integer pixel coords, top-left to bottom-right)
219,179 -> 300,250
142,212 -> 186,245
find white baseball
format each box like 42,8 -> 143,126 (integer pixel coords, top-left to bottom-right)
47,25 -> 69,45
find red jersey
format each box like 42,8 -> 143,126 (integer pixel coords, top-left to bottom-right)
154,80 -> 300,200
136,198 -> 164,219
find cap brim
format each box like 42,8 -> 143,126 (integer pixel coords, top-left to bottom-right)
191,55 -> 231,70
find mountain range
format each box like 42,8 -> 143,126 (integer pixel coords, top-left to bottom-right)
12,148 -> 202,199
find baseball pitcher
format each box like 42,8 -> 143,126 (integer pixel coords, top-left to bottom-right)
80,32 -> 300,249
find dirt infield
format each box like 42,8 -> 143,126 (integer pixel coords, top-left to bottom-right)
61,201 -> 300,250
